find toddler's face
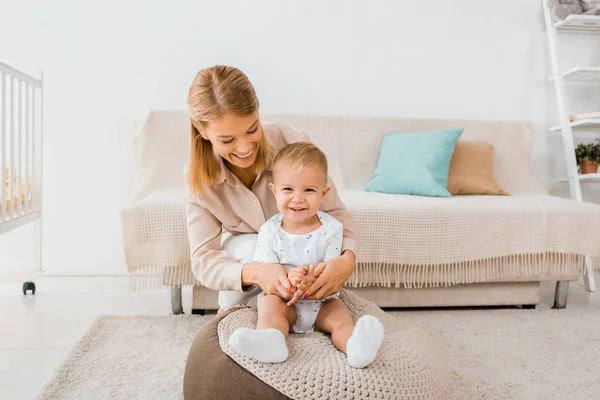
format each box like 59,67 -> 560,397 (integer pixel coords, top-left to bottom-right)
269,163 -> 330,225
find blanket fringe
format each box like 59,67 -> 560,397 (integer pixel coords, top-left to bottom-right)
127,252 -> 600,292
128,263 -> 197,293
346,252 -> 600,289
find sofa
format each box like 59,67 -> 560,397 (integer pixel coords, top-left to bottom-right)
121,110 -> 600,314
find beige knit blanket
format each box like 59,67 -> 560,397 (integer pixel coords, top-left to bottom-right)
123,191 -> 600,291
218,290 -> 454,400
340,191 -> 600,288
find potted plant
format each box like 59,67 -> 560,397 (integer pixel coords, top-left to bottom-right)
574,142 -> 599,175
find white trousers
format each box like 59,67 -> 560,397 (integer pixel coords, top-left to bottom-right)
218,233 -> 263,310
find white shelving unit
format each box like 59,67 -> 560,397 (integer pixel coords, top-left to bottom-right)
578,173 -> 600,182
551,66 -> 600,82
549,118 -> 600,132
543,3 -> 600,293
554,173 -> 600,183
555,14 -> 600,33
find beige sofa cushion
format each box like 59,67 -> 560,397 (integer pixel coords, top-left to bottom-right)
447,140 -> 508,196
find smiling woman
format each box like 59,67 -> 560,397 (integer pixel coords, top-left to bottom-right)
191,114 -> 267,190
184,65 -> 360,314
187,66 -> 274,194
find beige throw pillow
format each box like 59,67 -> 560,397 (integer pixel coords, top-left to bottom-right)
447,140 -> 509,196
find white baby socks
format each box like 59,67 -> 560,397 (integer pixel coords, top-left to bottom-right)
229,328 -> 289,363
346,315 -> 385,368
229,316 -> 385,368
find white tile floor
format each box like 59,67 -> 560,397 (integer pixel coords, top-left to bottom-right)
0,277 -> 195,400
0,276 -> 597,399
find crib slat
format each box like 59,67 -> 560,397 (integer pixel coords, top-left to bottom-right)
9,76 -> 15,219
17,79 -> 22,216
32,83 -> 37,212
1,71 -> 5,222
38,75 -> 43,215
26,83 -> 31,214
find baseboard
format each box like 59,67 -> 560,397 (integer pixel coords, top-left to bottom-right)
347,282 -> 540,308
192,281 -> 541,310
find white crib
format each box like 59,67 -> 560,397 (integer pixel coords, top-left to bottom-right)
0,61 -> 44,294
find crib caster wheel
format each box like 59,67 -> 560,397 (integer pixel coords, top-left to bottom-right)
23,281 -> 36,295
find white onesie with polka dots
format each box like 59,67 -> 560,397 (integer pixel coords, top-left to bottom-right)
253,211 -> 344,333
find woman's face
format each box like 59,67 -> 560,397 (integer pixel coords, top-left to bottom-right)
197,113 -> 262,170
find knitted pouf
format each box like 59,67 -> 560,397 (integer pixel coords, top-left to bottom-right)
183,290 -> 453,400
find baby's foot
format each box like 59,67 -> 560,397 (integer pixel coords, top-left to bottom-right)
346,315 -> 384,368
229,328 -> 288,363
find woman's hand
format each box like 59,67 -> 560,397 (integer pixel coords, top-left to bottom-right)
242,262 -> 293,301
286,265 -> 318,306
303,251 -> 355,300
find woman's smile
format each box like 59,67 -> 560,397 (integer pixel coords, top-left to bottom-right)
232,148 -> 254,160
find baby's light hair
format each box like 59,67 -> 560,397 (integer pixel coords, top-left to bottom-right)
272,142 -> 328,184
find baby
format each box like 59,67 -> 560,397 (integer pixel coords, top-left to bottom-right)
229,142 -> 384,369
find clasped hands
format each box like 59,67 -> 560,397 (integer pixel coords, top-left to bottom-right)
286,264 -> 321,306
252,251 -> 354,304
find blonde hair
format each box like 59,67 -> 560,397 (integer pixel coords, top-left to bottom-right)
187,65 -> 274,195
272,142 -> 328,184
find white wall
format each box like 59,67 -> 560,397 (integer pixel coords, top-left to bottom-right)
1,0 -> 599,276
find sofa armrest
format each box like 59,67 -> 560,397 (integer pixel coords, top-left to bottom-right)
121,190 -> 195,287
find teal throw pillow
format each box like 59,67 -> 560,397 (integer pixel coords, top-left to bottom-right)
365,128 -> 464,197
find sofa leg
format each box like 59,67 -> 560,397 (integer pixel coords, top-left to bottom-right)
171,286 -> 183,315
583,256 -> 596,292
553,281 -> 569,309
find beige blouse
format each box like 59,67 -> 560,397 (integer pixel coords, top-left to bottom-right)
184,123 -> 360,292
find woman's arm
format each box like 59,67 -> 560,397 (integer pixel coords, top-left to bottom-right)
185,197 -> 248,292
240,262 -> 293,299
320,175 -> 359,257
186,198 -> 293,299
245,224 -> 294,299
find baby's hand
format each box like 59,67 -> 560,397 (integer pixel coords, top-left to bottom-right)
287,264 -> 317,306
300,264 -> 318,288
288,266 -> 308,286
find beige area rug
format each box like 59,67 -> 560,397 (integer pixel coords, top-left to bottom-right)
36,306 -> 600,400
